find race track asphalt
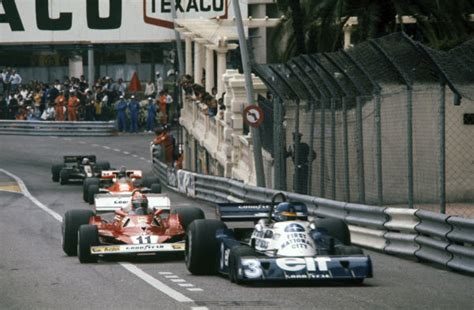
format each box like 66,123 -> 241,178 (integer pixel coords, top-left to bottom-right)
0,134 -> 473,310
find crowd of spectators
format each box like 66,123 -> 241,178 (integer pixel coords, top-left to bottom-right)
179,74 -> 225,119
0,67 -> 176,134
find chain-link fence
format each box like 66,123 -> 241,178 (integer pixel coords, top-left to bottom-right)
254,32 -> 474,217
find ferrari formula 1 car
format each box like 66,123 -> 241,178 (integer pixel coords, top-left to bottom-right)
52,155 -> 110,185
62,193 -> 205,263
83,168 -> 161,206
185,193 -> 372,285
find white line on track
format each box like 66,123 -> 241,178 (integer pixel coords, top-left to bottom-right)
172,279 -> 186,283
123,151 -> 130,155
179,283 -> 194,287
165,275 -> 179,279
113,148 -> 121,152
103,146 -> 111,150
188,288 -> 203,292
0,169 -> 206,309
132,154 -> 139,158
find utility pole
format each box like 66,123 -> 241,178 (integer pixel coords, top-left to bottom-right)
232,0 -> 266,187
170,0 -> 185,75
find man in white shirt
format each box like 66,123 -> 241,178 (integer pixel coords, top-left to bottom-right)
10,70 -> 22,92
155,71 -> 164,96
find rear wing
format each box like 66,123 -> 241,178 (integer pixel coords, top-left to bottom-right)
216,202 -> 309,222
100,170 -> 143,179
64,155 -> 96,163
94,193 -> 170,213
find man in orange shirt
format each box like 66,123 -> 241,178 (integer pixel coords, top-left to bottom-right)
55,91 -> 66,121
158,90 -> 167,125
67,91 -> 80,121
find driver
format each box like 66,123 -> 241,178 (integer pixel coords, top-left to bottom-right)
81,158 -> 90,165
128,192 -> 149,215
117,166 -> 127,179
273,202 -> 298,222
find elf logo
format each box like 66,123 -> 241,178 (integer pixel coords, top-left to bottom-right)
143,0 -> 229,29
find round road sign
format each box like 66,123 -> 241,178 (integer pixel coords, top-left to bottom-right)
243,105 -> 264,128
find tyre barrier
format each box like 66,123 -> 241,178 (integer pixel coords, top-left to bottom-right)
0,120 -> 117,136
150,145 -> 474,274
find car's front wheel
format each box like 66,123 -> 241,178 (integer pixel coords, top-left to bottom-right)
62,209 -> 95,256
78,224 -> 99,263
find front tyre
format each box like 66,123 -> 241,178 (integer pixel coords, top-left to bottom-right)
59,169 -> 69,185
78,224 -> 99,263
228,246 -> 256,284
172,207 -> 205,230
83,177 -> 99,202
51,164 -> 63,182
62,209 -> 95,256
185,219 -> 227,275
88,184 -> 99,205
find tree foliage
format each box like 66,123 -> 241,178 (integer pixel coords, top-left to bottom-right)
271,0 -> 474,61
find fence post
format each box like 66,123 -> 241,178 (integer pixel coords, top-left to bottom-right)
375,94 -> 383,206
308,101 -> 316,195
273,96 -> 286,190
293,99 -> 301,193
439,83 -> 446,214
342,98 -> 350,202
407,87 -> 414,208
356,96 -> 365,203
331,98 -> 337,199
320,100 -> 326,197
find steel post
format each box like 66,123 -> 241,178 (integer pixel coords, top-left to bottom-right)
439,83 -> 446,214
331,98 -> 336,199
407,87 -> 414,208
320,100 -> 326,197
273,97 -> 285,190
375,94 -> 383,206
87,45 -> 94,88
293,100 -> 301,192
342,98 -> 350,202
232,0 -> 266,187
307,101 -> 316,195
356,96 -> 365,203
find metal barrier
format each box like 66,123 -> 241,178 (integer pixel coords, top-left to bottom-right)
0,120 -> 117,136
151,145 -> 474,274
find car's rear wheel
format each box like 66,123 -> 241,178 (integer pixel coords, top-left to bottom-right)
78,224 -> 99,263
143,176 -> 160,188
150,183 -> 162,193
172,207 -> 205,230
228,246 -> 257,284
59,169 -> 69,185
51,164 -> 63,182
96,161 -> 110,171
185,219 -> 227,275
314,218 -> 351,245
88,184 -> 99,205
62,209 -> 95,256
83,177 -> 99,202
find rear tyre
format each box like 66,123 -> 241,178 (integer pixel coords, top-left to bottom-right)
185,219 -> 227,275
228,246 -> 257,284
96,161 -> 110,171
314,218 -> 351,245
143,176 -> 160,188
150,183 -> 162,194
78,224 -> 99,263
51,164 -> 63,182
62,209 -> 95,256
83,177 -> 99,202
59,169 -> 69,185
88,184 -> 99,205
172,207 -> 205,230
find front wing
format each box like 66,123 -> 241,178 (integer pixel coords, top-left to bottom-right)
233,255 -> 372,282
90,242 -> 184,255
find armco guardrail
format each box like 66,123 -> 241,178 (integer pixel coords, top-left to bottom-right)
151,145 -> 474,274
0,120 -> 117,136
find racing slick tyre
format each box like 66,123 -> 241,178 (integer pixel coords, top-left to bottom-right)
51,164 -> 63,182
62,209 -> 95,256
88,184 -> 99,205
172,207 -> 205,230
96,161 -> 110,171
150,183 -> 162,194
228,246 -> 257,284
83,177 -> 99,202
59,169 -> 70,185
143,176 -> 160,188
185,219 -> 227,275
78,224 -> 99,263
314,218 -> 351,245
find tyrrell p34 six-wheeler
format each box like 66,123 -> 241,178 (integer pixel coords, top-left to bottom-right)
185,194 -> 372,284
62,193 -> 204,263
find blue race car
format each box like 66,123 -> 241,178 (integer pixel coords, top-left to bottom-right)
184,193 -> 372,285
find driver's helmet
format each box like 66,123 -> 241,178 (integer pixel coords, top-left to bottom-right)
274,202 -> 298,222
154,125 -> 165,136
131,192 -> 148,213
81,158 -> 90,165
117,166 -> 127,178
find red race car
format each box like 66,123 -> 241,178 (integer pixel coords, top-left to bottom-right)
62,192 -> 204,263
83,167 -> 161,206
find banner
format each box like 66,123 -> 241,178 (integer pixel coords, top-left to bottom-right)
0,0 -> 244,44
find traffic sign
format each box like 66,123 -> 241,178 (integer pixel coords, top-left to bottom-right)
243,105 -> 264,128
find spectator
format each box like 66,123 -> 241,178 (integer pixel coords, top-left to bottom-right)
2,68 -> 12,95
128,95 -> 140,133
165,89 -> 173,124
115,78 -> 126,97
67,91 -> 80,121
55,91 -> 66,121
155,71 -> 163,95
115,95 -> 128,132
144,79 -> 156,98
41,102 -> 55,120
84,90 -> 95,121
158,90 -> 167,125
286,133 -> 316,195
145,97 -> 156,133
10,70 -> 22,92
0,94 -> 7,119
